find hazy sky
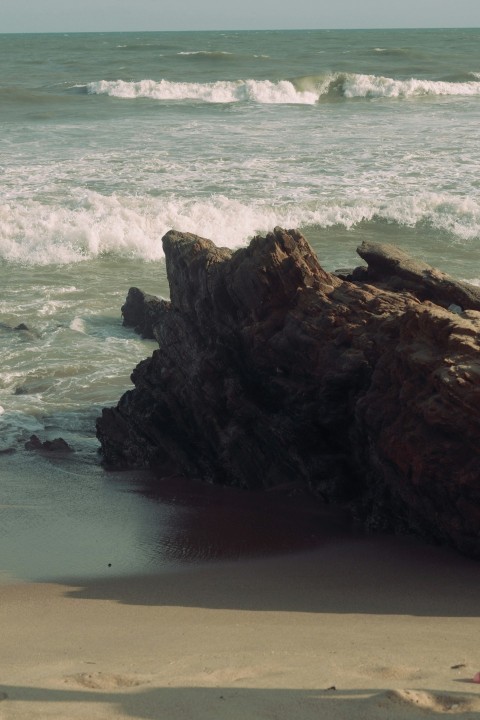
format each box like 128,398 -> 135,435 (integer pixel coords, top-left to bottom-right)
1,0 -> 479,33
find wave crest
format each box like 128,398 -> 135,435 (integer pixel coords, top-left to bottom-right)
296,72 -> 480,99
85,73 -> 480,104
87,78 -> 317,104
337,73 -> 480,98
1,191 -> 479,266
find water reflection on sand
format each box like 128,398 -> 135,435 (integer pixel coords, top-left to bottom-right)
0,449 -> 351,583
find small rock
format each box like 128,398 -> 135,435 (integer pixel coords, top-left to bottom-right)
447,303 -> 463,315
25,435 -> 74,453
121,287 -> 169,339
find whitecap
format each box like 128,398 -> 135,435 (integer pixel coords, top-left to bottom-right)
69,318 -> 86,334
1,190 -> 479,267
87,78 -> 318,104
177,51 -> 233,56
337,73 -> 480,98
90,73 -> 480,105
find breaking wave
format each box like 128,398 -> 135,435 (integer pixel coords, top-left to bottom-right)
87,78 -> 317,104
1,191 -> 478,266
334,73 -> 480,98
85,73 -> 480,104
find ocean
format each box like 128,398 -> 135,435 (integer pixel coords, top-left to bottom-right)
1,28 -> 479,580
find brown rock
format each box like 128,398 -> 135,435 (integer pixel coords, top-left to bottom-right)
356,240 -> 480,311
97,228 -> 480,557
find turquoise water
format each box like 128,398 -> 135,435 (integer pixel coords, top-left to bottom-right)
0,29 -> 479,578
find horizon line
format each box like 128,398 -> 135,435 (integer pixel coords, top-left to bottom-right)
1,26 -> 479,35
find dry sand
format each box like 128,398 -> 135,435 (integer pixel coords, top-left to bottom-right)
1,533 -> 479,720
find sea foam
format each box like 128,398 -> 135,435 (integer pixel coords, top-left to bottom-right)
86,74 -> 480,104
87,78 -> 319,104
1,191 -> 479,266
339,73 -> 480,98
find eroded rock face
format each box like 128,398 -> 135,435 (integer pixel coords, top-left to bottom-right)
96,228 -> 480,557
355,305 -> 480,554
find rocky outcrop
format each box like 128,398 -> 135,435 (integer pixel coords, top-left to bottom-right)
96,228 -> 480,557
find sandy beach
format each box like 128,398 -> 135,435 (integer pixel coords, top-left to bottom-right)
1,533 -> 479,720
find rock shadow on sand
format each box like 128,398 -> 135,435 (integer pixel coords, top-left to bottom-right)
1,684 -> 479,720
60,534 -> 480,618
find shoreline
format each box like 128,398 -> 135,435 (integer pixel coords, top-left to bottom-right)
1,538 -> 479,719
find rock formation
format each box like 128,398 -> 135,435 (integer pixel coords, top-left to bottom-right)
96,228 -> 480,557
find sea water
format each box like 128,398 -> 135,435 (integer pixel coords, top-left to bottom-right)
1,29 -> 479,579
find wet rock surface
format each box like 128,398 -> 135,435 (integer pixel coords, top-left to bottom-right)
25,435 -> 74,453
97,228 -> 480,557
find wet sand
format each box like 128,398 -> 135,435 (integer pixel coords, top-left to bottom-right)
1,532 -> 480,719
0,449 -> 347,582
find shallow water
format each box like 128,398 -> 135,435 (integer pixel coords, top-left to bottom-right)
0,450 -> 348,582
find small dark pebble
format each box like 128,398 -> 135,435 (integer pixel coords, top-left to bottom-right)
326,686 -> 336,691
219,696 -> 224,700
108,563 -> 112,567
451,664 -> 467,669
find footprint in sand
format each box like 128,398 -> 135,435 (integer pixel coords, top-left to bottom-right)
64,672 -> 149,690
384,689 -> 479,714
